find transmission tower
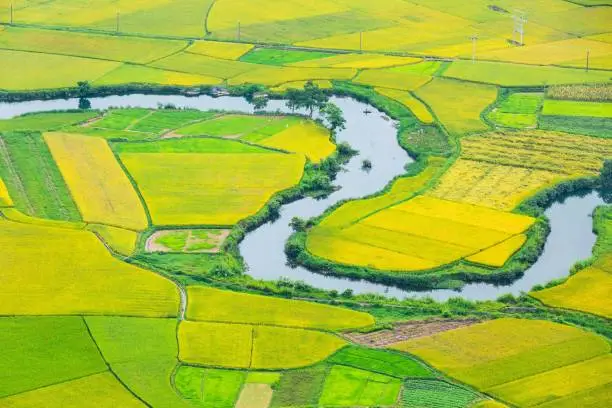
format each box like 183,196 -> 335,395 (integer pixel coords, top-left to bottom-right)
512,10 -> 527,46
469,34 -> 478,63
237,21 -> 241,41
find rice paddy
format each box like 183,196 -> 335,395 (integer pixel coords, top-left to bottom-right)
1,2 -> 612,407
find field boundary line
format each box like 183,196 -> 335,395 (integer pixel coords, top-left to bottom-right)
82,317 -> 154,408
144,41 -> 194,66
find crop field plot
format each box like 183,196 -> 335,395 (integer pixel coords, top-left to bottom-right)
188,41 -> 254,60
308,195 -> 534,271
175,366 -> 245,408
0,132 -> 81,221
228,65 -> 356,86
541,99 -> 612,118
147,228 -> 230,254
375,88 -> 434,124
151,52 -> 254,80
0,316 -> 106,398
186,286 -> 374,330
546,83 -> 612,102
120,151 -> 303,226
256,121 -> 335,163
0,27 -> 187,63
0,111 -> 99,133
239,48 -> 334,66
0,218 -> 179,316
400,379 -> 481,408
94,65 -> 222,88
0,372 -> 145,408
0,177 -> 12,206
391,318 -> 611,405
174,114 -> 300,139
87,224 -> 138,256
290,53 -> 421,69
431,131 -> 612,210
178,321 -> 345,369
354,61 -> 439,91
328,346 -> 432,378
0,49 -> 120,91
415,78 -> 497,135
84,316 -> 191,408
235,383 -> 273,408
270,365 -> 328,407
44,132 -> 149,230
318,365 -> 402,407
487,92 -> 543,128
443,60 -> 612,86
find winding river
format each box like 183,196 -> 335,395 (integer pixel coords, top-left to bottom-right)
0,94 -> 604,301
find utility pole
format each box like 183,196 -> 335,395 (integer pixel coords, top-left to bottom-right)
512,11 -> 527,46
359,32 -> 363,53
10,3 -> 13,25
586,49 -> 590,72
116,11 -> 120,34
470,34 -> 478,63
237,21 -> 241,41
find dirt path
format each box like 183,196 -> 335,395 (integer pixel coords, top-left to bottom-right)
344,319 -> 481,347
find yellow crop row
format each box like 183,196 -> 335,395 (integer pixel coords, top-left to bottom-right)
178,320 -> 345,369
120,152 -> 304,225
271,80 -> 332,92
0,372 -> 144,408
374,88 -> 434,124
391,318 -> 611,390
533,266 -> 612,318
488,355 -> 612,407
44,133 -> 148,231
415,78 -> 497,135
187,40 -> 254,60
0,218 -> 179,316
354,68 -> 432,91
185,286 -> 374,330
466,234 -> 527,268
258,121 -> 335,163
0,177 -> 13,207
151,52 -> 254,79
1,208 -> 86,230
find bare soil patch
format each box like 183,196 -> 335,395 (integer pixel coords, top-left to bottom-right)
344,319 -> 481,347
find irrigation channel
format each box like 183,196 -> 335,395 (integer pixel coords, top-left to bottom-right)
0,94 -> 604,301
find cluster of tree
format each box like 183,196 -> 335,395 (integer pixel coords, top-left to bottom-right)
602,159 -> 612,203
285,81 -> 346,132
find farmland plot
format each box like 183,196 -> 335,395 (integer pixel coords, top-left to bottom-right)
0,111 -> 98,133
44,132 -> 148,230
95,65 -> 222,88
174,366 -> 245,408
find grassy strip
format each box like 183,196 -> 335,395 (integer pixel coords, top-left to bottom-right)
0,131 -> 81,221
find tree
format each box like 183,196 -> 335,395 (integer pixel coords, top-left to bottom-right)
76,81 -> 91,98
601,159 -> 612,202
78,98 -> 91,110
321,102 -> 345,132
284,81 -> 328,117
252,96 -> 268,111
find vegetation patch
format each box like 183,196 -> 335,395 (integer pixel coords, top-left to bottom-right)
400,379 -> 481,408
185,286 -> 374,330
270,365 -> 328,407
0,111 -> 98,132
147,229 -> 230,253
175,366 -> 245,408
487,92 -> 543,128
240,48 -> 334,65
0,131 -> 81,221
328,346 -> 432,378
541,99 -> 612,118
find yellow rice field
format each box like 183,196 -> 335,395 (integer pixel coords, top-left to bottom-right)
0,218 -> 179,316
374,88 -> 434,124
271,80 -> 332,92
353,63 -> 435,91
391,318 -> 611,391
430,131 -> 612,210
187,40 -> 254,60
228,66 -> 356,86
466,234 -> 528,268
0,372 -> 145,408
533,265 -> 612,318
186,286 -> 374,330
307,195 -> 534,272
0,49 -> 120,91
487,355 -> 612,407
415,78 -> 497,135
258,122 -> 335,163
178,321 -> 345,369
95,65 -> 222,87
0,177 -> 12,207
119,152 -> 304,225
44,133 -> 148,231
151,52 -> 254,79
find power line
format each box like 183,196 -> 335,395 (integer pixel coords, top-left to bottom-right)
512,10 -> 527,46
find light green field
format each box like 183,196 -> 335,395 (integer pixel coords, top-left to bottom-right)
0,316 -> 106,398
175,366 -> 245,408
240,48 -> 334,65
0,111 -> 98,132
186,286 -> 374,330
487,92 -> 543,128
541,99 -> 612,118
